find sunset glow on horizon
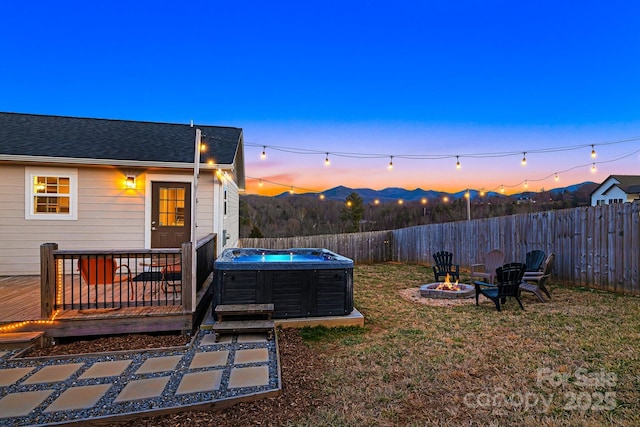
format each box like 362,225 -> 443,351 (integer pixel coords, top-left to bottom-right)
1,1 -> 638,195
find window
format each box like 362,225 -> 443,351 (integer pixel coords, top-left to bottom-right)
223,185 -> 228,217
25,167 -> 78,220
158,186 -> 185,226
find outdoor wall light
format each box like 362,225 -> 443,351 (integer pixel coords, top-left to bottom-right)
125,175 -> 136,189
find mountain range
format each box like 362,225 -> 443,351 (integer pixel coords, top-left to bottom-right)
275,182 -> 596,204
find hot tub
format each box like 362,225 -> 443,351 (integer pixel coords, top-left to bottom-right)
213,248 -> 354,319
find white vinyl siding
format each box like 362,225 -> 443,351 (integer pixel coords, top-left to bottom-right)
2,166 -> 146,275
195,174 -> 215,239
2,165 -> 236,276
223,178 -> 240,248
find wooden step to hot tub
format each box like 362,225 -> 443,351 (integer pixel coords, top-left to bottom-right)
215,303 -> 274,321
213,303 -> 275,342
213,320 -> 274,342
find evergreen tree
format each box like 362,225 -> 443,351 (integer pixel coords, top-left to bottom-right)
340,192 -> 364,232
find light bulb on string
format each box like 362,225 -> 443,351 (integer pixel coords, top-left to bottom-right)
521,152 -> 527,166
289,186 -> 294,194
456,156 -> 461,169
261,146 -> 266,160
591,145 -> 597,158
258,179 -> 263,187
500,185 -> 505,193
388,156 -> 394,170
554,173 -> 559,181
325,153 -> 330,166
524,180 -> 528,188
591,163 -> 597,173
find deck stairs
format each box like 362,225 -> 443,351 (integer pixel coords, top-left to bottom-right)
213,303 -> 274,342
0,331 -> 45,350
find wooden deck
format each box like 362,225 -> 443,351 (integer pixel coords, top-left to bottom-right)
0,274 -> 212,339
0,275 -> 41,322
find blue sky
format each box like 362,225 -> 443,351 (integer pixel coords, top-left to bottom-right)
2,1 -> 639,196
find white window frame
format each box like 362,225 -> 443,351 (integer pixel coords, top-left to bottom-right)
25,167 -> 78,220
223,183 -> 228,218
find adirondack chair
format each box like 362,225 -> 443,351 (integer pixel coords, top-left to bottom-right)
474,262 -> 526,311
525,250 -> 546,272
432,251 -> 460,282
470,249 -> 505,284
520,253 -> 555,302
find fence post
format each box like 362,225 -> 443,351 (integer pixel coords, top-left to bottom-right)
182,241 -> 193,312
40,243 -> 57,319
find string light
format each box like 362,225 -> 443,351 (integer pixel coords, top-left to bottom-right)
524,180 -> 528,188
261,146 -> 266,160
247,146 -> 640,198
247,135 -> 639,161
398,199 -> 404,205
258,179 -> 263,187
325,153 -> 330,166
456,156 -> 461,169
289,186 -> 294,194
591,145 -> 597,158
521,152 -> 527,166
200,143 -> 206,152
319,194 -> 325,200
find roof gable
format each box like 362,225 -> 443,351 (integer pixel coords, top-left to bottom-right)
0,112 -> 242,166
591,175 -> 640,198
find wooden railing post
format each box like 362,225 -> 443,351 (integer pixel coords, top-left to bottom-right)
182,241 -> 193,312
40,243 -> 58,319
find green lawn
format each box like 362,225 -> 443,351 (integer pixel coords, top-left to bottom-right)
289,263 -> 640,426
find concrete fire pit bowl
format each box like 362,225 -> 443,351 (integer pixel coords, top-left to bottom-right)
419,283 -> 475,299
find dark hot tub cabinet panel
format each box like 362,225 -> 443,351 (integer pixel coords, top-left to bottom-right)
214,248 -> 354,319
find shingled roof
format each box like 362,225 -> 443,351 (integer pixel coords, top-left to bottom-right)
0,112 -> 243,167
609,175 -> 640,194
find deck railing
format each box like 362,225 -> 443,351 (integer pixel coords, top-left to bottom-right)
40,234 -> 217,318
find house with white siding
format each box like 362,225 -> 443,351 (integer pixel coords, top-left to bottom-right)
0,112 -> 245,276
590,175 -> 640,206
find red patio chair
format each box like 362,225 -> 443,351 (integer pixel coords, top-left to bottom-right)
78,257 -> 133,300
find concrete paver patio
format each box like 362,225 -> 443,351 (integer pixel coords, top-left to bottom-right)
0,330 -> 280,426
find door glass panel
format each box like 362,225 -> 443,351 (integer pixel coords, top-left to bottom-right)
158,186 -> 186,226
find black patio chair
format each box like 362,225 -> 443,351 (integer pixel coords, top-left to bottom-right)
520,253 -> 555,302
474,262 -> 526,311
525,250 -> 546,273
432,251 -> 460,282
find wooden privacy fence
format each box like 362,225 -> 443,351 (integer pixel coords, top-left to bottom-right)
240,202 -> 640,295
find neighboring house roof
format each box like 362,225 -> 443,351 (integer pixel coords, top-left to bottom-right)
0,111 -> 243,170
591,175 -> 640,198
